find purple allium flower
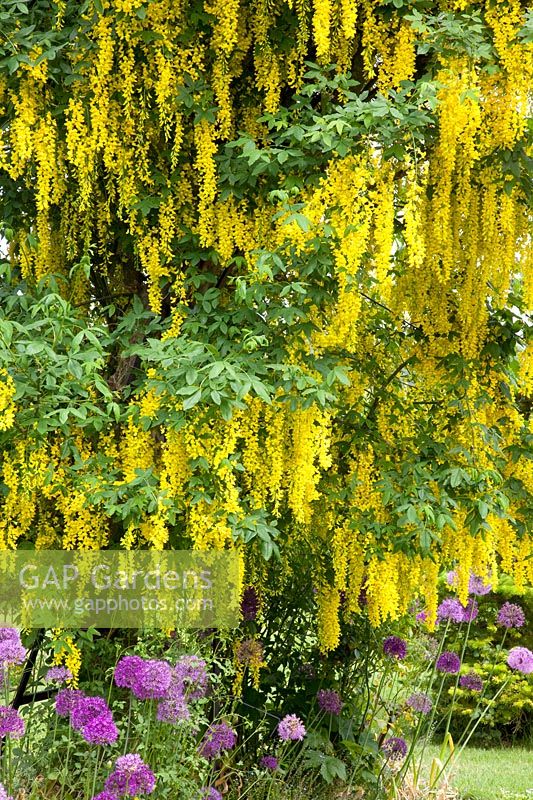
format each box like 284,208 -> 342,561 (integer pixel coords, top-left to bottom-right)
497,602 -> 526,629
199,789 -> 222,800
317,689 -> 343,715
241,586 -> 259,621
92,793 -> 117,800
114,655 -> 144,689
464,598 -> 479,622
382,737 -> 408,761
173,655 -> 209,700
55,688 -> 85,717
0,706 -> 25,739
437,598 -> 465,623
0,783 -> 14,800
70,696 -> 110,731
45,666 -> 73,685
383,636 -> 407,660
446,571 -> 491,596
468,574 -> 492,596
260,755 -> 278,770
131,659 -> 172,700
82,714 -> 119,745
199,721 -> 237,759
105,753 -> 156,796
0,629 -> 20,642
277,714 -> 306,742
459,672 -> 483,692
436,652 -> 461,674
507,647 -> 533,675
406,692 -> 432,714
416,610 -> 427,623
156,696 -> 190,724
0,638 -> 27,666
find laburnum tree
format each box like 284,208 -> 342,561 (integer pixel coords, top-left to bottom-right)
0,0 -> 531,650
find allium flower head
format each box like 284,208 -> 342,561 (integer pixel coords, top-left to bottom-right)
468,574 -> 492,596
446,571 -> 491,595
131,659 -> 172,700
92,792 -> 117,800
436,651 -> 461,674
55,688 -> 85,717
459,672 -> 483,692
406,692 -> 432,714
260,755 -> 279,770
82,714 -> 119,745
497,602 -> 526,629
70,695 -> 110,731
173,655 -> 209,700
156,696 -> 190,724
415,610 -> 427,623
105,753 -> 156,796
199,721 -> 237,759
114,655 -> 144,689
507,647 -> 533,674
0,637 -> 27,666
383,636 -> 407,660
317,689 -> 343,715
0,706 -> 25,739
241,586 -> 259,621
382,737 -> 408,761
45,666 -> 72,685
437,598 -> 465,623
277,714 -> 306,741
0,783 -> 14,800
0,629 -> 20,642
199,789 -> 222,800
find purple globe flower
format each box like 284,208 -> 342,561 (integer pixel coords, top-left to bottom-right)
0,783 -> 14,800
199,789 -> 222,800
173,655 -> 209,700
459,672 -> 483,692
461,598 -> 479,622
383,636 -> 407,660
241,586 -> 259,621
436,652 -> 461,674
446,571 -> 491,595
55,688 -> 85,717
406,692 -> 432,714
105,753 -> 156,796
437,598 -> 465,624
468,574 -> 492,596
317,689 -> 343,715
156,696 -> 190,724
0,638 -> 27,666
507,647 -> 533,675
415,610 -> 427,623
82,714 -> 119,745
382,737 -> 408,761
277,714 -> 306,741
0,706 -> 25,739
0,629 -> 20,642
70,696 -> 110,731
114,655 -> 144,689
497,603 -> 526,629
199,722 -> 237,760
260,755 -> 279,770
45,666 -> 73,685
131,659 -> 172,700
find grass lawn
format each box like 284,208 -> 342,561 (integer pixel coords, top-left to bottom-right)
424,745 -> 533,800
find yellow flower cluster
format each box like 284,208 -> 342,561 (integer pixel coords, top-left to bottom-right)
53,635 -> 82,687
0,370 -> 16,431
